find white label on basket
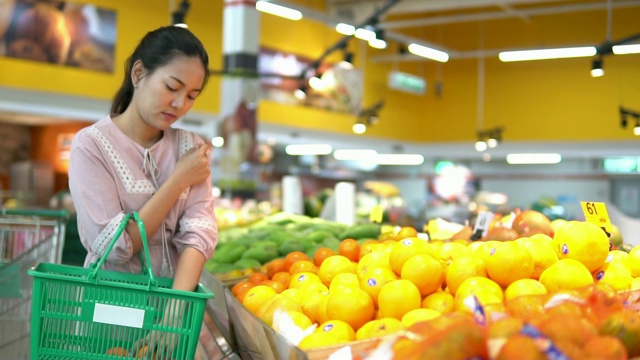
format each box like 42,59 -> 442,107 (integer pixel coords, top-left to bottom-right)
93,303 -> 145,328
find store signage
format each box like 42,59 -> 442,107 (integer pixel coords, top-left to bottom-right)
580,201 -> 612,236
602,157 -> 640,173
388,71 -> 426,95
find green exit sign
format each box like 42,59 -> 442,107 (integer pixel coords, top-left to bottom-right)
388,71 -> 426,95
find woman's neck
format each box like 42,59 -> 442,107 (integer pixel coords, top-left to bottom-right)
112,109 -> 162,148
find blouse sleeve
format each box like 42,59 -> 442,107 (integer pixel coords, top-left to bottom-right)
69,130 -> 134,264
171,134 -> 218,260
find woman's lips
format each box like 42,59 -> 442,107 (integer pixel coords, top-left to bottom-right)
162,112 -> 177,121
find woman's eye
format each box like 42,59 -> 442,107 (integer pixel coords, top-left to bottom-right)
166,85 -> 177,91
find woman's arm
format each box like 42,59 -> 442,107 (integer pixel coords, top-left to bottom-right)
172,247 -> 206,291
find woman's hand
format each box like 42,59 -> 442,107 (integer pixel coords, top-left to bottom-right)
171,144 -> 212,189
131,298 -> 186,359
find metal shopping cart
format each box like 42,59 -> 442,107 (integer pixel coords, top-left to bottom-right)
0,209 -> 68,359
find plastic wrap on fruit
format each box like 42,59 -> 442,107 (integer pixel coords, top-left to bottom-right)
520,324 -> 569,360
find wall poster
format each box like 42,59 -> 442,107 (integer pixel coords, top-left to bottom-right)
0,0 -> 116,72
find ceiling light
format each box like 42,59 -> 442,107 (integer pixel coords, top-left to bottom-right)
285,144 -> 332,156
369,39 -> 387,49
499,46 -> 597,62
487,138 -> 498,148
475,141 -> 487,152
506,153 -> 562,165
333,149 -> 377,161
376,154 -> 424,166
256,1 -> 302,21
612,44 -> 640,55
336,23 -> 355,36
352,122 -> 366,134
591,58 -> 604,77
635,126 -> 640,136
354,28 -> 376,42
308,77 -> 325,91
407,43 -> 449,63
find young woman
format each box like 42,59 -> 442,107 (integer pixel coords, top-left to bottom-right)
68,25 -> 217,295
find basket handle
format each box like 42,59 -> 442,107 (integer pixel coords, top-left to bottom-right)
88,212 -> 157,287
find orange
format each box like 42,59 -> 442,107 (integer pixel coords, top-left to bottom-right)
455,276 -> 504,304
484,241 -> 534,287
289,260 -> 318,275
378,279 -> 421,320
258,293 -> 301,326
359,266 -> 398,308
235,285 -> 253,303
316,320 -> 356,342
356,318 -> 404,340
329,272 -> 359,291
248,272 -> 269,284
356,251 -> 390,280
401,308 -> 440,328
106,347 -> 127,356
266,259 -> 286,279
301,289 -> 330,323
516,237 -> 558,280
359,240 -> 381,260
288,272 -> 323,289
553,221 -> 609,272
243,285 -> 278,315
445,256 -> 487,295
504,278 -> 548,301
421,291 -> 455,314
271,271 -> 291,285
325,286 -> 375,330
231,281 -> 254,297
318,255 -> 357,287
298,331 -> 344,350
284,251 -> 311,272
625,245 -> 640,277
401,254 -> 444,296
593,261 -> 633,291
280,288 -> 303,304
396,226 -> 418,240
316,293 -> 332,325
338,239 -> 361,262
388,237 -> 433,275
313,247 -> 335,267
436,241 -> 472,267
260,280 -> 286,294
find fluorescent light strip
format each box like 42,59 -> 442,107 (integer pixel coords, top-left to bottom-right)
612,44 -> 640,55
354,28 -> 376,42
369,39 -> 387,49
336,23 -> 355,36
333,149 -> 377,161
285,144 -> 332,156
255,1 -> 302,21
376,154 -> 424,166
506,153 -> 562,165
499,46 -> 596,62
407,43 -> 449,63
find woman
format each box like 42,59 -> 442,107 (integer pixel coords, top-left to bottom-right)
68,25 -> 217,295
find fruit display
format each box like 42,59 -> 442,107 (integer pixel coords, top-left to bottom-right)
223,209 -> 640,359
205,212 -> 381,277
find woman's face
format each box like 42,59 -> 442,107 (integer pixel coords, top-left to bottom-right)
133,55 -> 205,131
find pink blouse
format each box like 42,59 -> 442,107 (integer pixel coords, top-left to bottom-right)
69,116 -> 217,275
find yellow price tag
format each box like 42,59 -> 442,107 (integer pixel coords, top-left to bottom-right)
580,201 -> 612,236
370,205 -> 384,223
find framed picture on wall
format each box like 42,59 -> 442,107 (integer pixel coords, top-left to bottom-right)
0,0 -> 116,72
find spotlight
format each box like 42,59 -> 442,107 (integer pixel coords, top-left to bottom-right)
487,138 -> 498,148
591,58 -> 604,77
353,122 -> 366,134
475,141 -> 488,152
635,125 -> 640,136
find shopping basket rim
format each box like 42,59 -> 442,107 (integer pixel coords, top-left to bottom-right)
27,262 -> 214,299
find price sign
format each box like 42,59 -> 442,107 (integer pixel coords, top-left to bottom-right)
471,211 -> 494,240
580,201 -> 612,237
369,204 -> 384,224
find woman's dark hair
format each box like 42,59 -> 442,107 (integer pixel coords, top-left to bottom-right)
111,26 -> 210,115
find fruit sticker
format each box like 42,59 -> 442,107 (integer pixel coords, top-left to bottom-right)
580,202 -> 612,237
471,211 -> 494,240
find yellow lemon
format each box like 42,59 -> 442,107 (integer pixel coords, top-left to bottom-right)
401,308 -> 441,328
504,278 -> 548,301
288,272 -> 323,289
517,238 -> 558,279
484,241 -> 534,287
445,255 -> 487,295
298,332 -> 343,350
359,266 -> 397,307
388,237 -> 433,276
593,261 -> 633,292
436,242 -> 472,267
539,258 -> 594,293
553,221 -> 609,272
315,320 -> 356,342
401,254 -> 445,297
378,279 -> 421,320
318,255 -> 357,287
625,245 -> 640,277
329,272 -> 360,291
421,291 -> 455,315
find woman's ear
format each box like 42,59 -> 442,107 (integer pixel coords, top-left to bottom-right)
131,60 -> 146,87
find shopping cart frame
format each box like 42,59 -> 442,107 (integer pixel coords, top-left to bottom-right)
0,208 -> 68,358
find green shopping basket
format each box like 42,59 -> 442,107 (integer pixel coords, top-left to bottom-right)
28,212 -> 214,359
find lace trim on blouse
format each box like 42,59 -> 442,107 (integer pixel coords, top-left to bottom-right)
91,127 -> 155,194
180,217 -> 217,232
91,212 -> 126,256
178,130 -> 193,200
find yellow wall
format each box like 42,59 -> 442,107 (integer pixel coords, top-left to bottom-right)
0,0 -> 222,114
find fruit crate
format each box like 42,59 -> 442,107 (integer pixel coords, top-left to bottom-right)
223,287 -> 385,359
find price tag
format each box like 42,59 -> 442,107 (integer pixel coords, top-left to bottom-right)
369,204 -> 384,223
471,211 -> 494,240
580,201 -> 612,237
